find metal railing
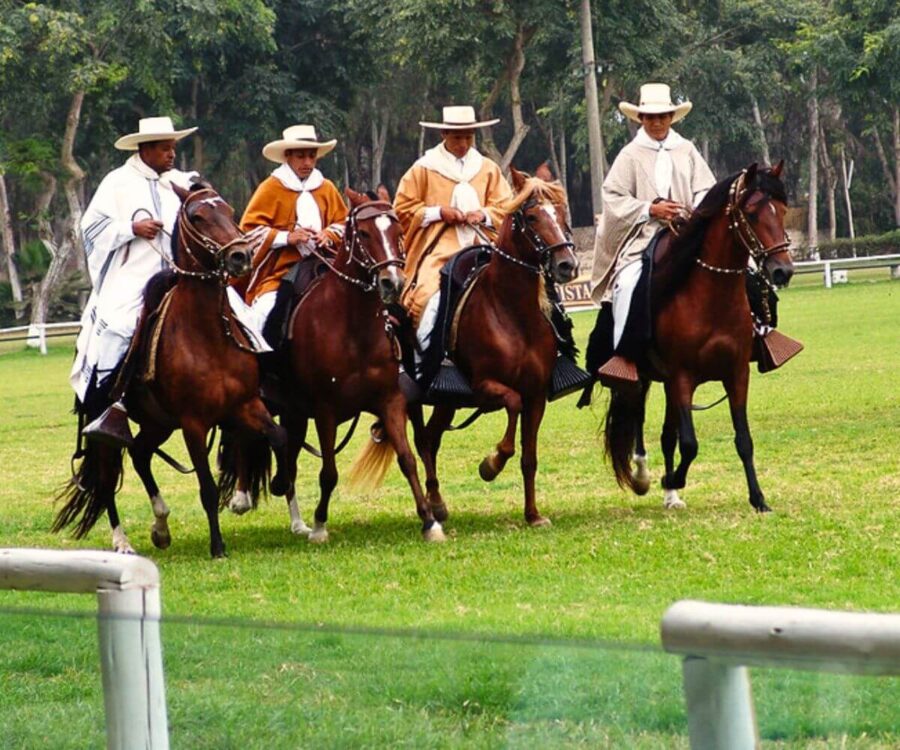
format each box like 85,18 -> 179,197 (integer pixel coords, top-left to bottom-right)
0,320 -> 80,353
791,252 -> 900,288
0,548 -> 168,749
661,600 -> 900,750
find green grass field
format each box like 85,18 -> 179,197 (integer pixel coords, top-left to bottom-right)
1,279 -> 898,747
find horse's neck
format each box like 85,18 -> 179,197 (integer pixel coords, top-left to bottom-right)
175,278 -> 225,325
699,216 -> 749,278
483,234 -> 543,319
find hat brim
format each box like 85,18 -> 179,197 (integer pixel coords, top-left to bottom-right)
618,101 -> 692,124
418,118 -> 500,130
262,139 -> 337,163
114,127 -> 198,151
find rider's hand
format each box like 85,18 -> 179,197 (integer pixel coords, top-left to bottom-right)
309,229 -> 329,247
464,210 -> 486,225
133,219 -> 164,240
440,206 -> 466,225
650,200 -> 686,223
288,227 -> 313,246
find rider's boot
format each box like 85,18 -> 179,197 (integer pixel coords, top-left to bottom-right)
83,400 -> 134,448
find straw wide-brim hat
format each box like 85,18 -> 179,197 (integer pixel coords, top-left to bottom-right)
262,125 -> 337,163
114,116 -> 198,151
618,83 -> 692,124
419,105 -> 499,130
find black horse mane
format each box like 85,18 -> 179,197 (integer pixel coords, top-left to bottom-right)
655,166 -> 786,300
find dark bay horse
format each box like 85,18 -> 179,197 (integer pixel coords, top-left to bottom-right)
602,162 -> 794,512
225,190 -> 443,543
54,185 -> 287,557
394,167 -> 579,527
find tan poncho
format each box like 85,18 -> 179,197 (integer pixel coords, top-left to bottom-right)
590,129 -> 715,304
394,144 -> 512,321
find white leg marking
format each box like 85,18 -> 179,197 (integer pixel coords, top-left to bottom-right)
423,521 -> 446,543
308,522 -> 329,544
229,489 -> 253,515
149,493 -> 172,549
111,525 -> 136,554
150,493 -> 170,519
287,492 -> 311,536
663,488 -> 686,510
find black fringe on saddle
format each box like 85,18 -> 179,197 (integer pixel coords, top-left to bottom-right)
603,385 -> 643,491
53,440 -> 124,538
216,429 -> 271,510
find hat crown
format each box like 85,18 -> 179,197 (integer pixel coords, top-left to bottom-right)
282,124 -> 318,142
138,116 -> 177,135
639,83 -> 675,108
442,106 -> 477,126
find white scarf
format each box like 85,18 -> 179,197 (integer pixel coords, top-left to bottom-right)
127,154 -> 197,196
272,164 -> 324,232
415,143 -> 484,246
633,127 -> 685,200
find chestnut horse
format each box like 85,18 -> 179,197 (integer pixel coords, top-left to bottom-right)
224,191 -> 443,542
55,185 -> 287,558
602,163 -> 794,512
406,167 -> 579,527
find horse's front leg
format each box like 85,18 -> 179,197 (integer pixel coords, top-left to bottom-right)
632,379 -> 652,496
660,377 -> 697,510
129,424 -> 175,549
726,369 -> 771,512
309,414 -> 338,544
520,397 -> 550,527
410,402 -> 455,522
182,418 -> 226,558
475,379 -> 522,482
282,413 -> 311,535
381,394 -> 444,542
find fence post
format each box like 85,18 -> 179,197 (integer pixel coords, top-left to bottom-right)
824,260 -> 832,289
97,585 -> 169,750
681,657 -> 758,750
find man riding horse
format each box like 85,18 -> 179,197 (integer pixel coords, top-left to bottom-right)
239,124 -> 349,346
74,117 -> 200,447
393,105 -> 513,389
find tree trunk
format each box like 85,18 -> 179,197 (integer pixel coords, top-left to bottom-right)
30,90 -> 85,333
579,0 -> 604,215
191,77 -> 205,174
840,146 -> 856,254
370,103 -> 389,189
751,97 -> 771,166
807,69 -> 819,257
818,124 -> 837,241
871,126 -> 898,225
0,170 -> 24,318
894,106 -> 900,226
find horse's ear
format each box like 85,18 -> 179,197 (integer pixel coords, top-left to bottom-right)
345,187 -> 367,207
744,162 -> 758,187
509,165 -> 527,192
535,161 -> 553,182
771,159 -> 784,178
172,183 -> 190,203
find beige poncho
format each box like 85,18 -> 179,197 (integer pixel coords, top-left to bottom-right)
590,128 -> 715,304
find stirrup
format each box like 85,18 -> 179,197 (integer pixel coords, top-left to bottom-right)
548,354 -> 593,402
597,355 -> 640,389
426,358 -> 474,399
757,330 -> 804,373
82,402 -> 134,449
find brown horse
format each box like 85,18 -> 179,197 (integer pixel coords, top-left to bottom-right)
54,185 -> 287,558
224,190 -> 443,542
403,167 -> 580,527
601,162 -> 794,512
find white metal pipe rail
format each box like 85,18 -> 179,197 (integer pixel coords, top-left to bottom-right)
661,600 -> 900,750
792,252 -> 900,288
0,548 -> 168,749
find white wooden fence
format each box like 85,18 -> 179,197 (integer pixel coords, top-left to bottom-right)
792,252 -> 900,288
661,600 -> 900,750
0,548 -> 169,749
0,320 -> 80,353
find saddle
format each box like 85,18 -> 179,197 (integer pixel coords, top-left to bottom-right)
264,256 -> 329,350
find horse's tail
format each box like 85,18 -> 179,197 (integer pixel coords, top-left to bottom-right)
53,442 -> 122,538
346,431 -> 395,492
217,430 -> 271,510
604,387 -> 642,491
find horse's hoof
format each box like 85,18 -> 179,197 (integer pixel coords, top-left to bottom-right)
228,490 -> 253,515
151,528 -> 171,550
632,475 -> 651,496
528,516 -> 552,528
308,524 -> 329,544
479,454 -> 500,482
430,501 -> 449,523
663,489 -> 686,510
114,543 -> 136,555
755,502 -> 773,514
423,522 -> 446,543
270,474 -> 288,497
291,519 -> 312,536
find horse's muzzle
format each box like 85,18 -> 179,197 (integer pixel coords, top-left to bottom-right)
770,264 -> 794,288
378,267 -> 404,304
226,248 -> 252,277
552,255 -> 579,284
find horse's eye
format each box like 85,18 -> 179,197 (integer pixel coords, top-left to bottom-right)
525,214 -> 538,224
358,229 -> 371,240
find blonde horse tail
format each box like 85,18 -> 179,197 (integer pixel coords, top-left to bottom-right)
346,431 -> 395,491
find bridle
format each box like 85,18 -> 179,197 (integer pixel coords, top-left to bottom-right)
696,169 -> 790,275
492,198 -> 575,275
309,201 -> 405,292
